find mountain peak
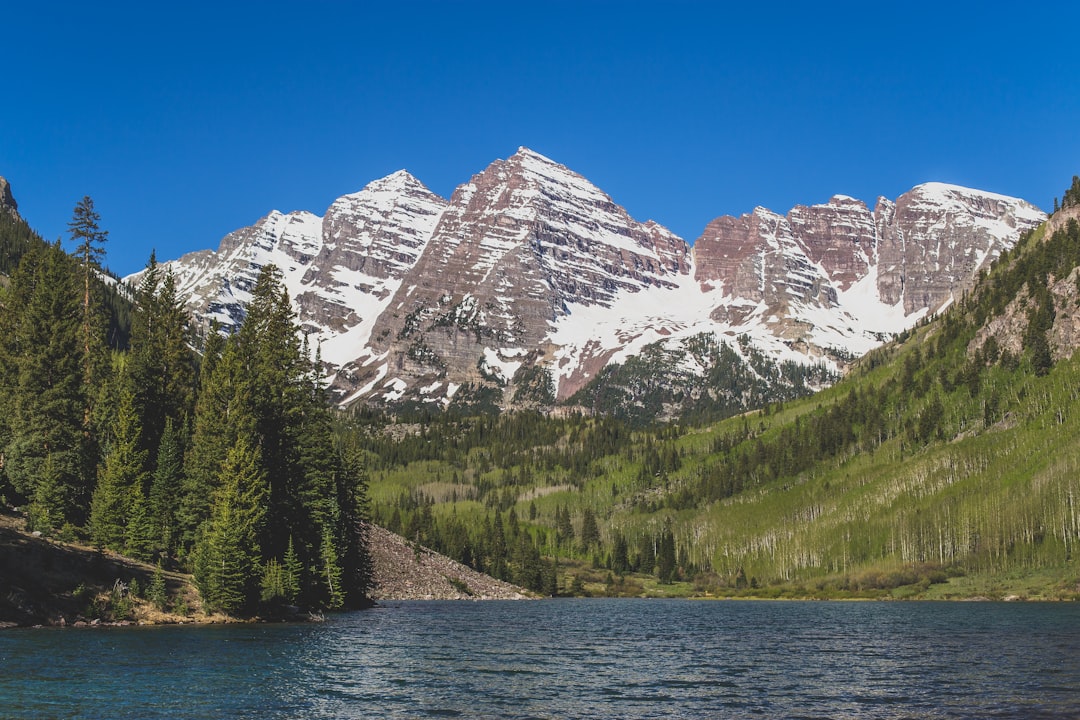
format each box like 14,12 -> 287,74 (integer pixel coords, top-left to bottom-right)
512,146 -> 552,162
908,182 -> 1044,211
362,168 -> 433,195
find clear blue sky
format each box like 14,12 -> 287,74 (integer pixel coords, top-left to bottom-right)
2,1 -> 1078,277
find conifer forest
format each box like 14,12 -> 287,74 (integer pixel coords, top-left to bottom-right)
0,199 -> 371,614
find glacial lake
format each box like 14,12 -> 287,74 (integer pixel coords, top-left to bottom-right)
3,599 -> 1079,719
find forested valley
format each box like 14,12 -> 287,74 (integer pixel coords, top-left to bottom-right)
360,177 -> 1080,599
5,177 -> 1080,610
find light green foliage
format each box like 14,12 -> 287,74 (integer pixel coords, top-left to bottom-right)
283,536 -> 302,603
320,525 -> 344,610
260,559 -> 287,604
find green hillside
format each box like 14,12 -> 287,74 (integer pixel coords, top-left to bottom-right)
359,182 -> 1080,600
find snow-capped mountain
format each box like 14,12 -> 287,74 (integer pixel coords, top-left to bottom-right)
130,148 -> 1045,414
138,170 -> 447,370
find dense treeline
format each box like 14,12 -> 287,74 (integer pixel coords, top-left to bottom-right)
0,198 -> 371,614
0,208 -> 42,277
568,332 -> 837,426
1055,175 -> 1080,211
356,406 -> 695,591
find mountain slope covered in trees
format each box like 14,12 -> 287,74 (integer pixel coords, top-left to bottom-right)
360,180 -> 1080,598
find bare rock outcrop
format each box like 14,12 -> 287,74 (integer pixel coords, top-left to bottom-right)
969,206 -> 1080,363
0,175 -> 20,220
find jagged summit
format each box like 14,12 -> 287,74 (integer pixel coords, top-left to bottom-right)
129,150 -> 1045,415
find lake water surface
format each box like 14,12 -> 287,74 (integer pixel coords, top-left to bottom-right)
3,599 -> 1079,718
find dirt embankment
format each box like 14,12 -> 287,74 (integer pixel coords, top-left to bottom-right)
0,512 -> 201,628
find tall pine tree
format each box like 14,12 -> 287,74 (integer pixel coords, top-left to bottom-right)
148,418 -> 185,556
66,196 -> 109,435
90,368 -> 148,550
193,436 -> 267,614
0,242 -> 88,529
129,254 -> 196,463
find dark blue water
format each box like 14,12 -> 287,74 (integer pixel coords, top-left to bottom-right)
3,599 -> 1079,719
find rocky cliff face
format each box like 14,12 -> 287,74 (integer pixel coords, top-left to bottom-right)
337,148 -> 691,404
691,184 -> 1044,357
876,183 -> 1043,315
0,176 -> 19,219
693,206 -> 836,327
131,150 -> 1045,414
969,205 -> 1080,363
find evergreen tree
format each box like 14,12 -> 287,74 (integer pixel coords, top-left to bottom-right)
260,558 -> 288,605
611,532 -> 629,574
320,524 -> 345,610
336,446 -> 373,606
235,265 -> 308,560
66,196 -> 109,432
637,534 -> 656,575
124,485 -> 156,562
512,532 -> 544,591
282,535 -> 303,603
1062,175 -> 1080,209
555,504 -> 574,545
29,455 -> 70,534
148,418 -> 185,556
580,507 -> 600,550
180,326 -> 239,548
193,436 -> 267,614
488,510 -> 508,579
148,561 -> 168,610
542,555 -> 559,597
1,243 -> 88,528
90,373 -> 148,550
129,255 -> 195,462
181,264 -> 370,611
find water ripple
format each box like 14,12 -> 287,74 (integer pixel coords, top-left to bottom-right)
4,600 -> 1080,718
